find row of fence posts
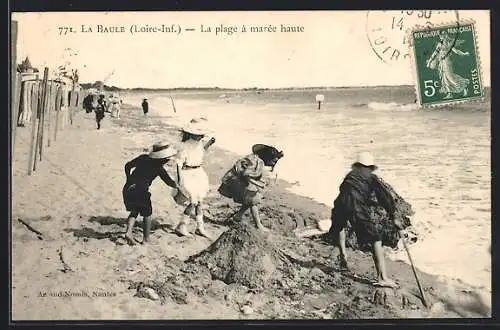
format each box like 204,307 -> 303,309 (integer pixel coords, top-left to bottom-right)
11,66 -> 83,176
13,20 -> 86,176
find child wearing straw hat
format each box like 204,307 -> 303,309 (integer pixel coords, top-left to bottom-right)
173,120 -> 216,240
329,152 -> 403,288
122,141 -> 180,245
218,144 -> 284,231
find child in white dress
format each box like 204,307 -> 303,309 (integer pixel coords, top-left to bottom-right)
174,120 -> 216,239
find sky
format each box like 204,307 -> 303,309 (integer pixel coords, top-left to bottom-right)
12,10 -> 490,89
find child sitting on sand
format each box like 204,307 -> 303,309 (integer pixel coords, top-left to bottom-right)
329,152 -> 403,288
122,142 -> 181,245
173,120 -> 216,240
218,144 -> 284,231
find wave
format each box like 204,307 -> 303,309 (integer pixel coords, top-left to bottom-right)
367,102 -> 418,112
363,101 -> 489,112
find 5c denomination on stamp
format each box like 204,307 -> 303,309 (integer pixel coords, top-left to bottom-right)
410,20 -> 484,107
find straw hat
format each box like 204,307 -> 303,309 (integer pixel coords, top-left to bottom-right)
148,142 -> 178,159
354,152 -> 377,169
182,121 -> 208,136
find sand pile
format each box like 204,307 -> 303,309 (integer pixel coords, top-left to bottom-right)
187,222 -> 291,289
325,178 -> 417,252
205,195 -> 323,237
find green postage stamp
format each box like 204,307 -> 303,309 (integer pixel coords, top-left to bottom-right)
410,20 -> 484,107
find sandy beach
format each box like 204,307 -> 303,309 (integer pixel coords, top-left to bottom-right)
11,101 -> 491,320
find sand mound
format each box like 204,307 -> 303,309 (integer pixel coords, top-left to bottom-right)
205,196 -> 323,237
187,222 -> 290,289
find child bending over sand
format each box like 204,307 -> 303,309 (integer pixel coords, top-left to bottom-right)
122,142 -> 180,245
173,120 -> 216,240
329,152 -> 403,288
218,144 -> 284,231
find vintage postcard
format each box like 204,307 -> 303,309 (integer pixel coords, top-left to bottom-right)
10,10 -> 491,321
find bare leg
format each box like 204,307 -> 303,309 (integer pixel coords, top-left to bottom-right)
372,241 -> 385,280
142,215 -> 152,243
125,212 -> 139,245
250,205 -> 268,231
338,228 -> 348,267
175,215 -> 192,237
195,202 -> 212,240
372,240 -> 397,287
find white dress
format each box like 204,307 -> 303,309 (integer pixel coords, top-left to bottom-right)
177,138 -> 210,204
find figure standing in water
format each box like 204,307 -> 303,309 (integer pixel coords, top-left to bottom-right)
218,144 -> 284,231
329,152 -> 403,288
426,31 -> 470,99
174,120 -> 216,240
142,98 -> 149,116
122,142 -> 180,245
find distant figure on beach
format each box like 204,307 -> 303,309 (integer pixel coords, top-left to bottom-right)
109,96 -> 121,118
329,152 -> 403,289
95,95 -> 106,130
122,142 -> 180,245
142,98 -> 149,115
426,31 -> 470,99
218,144 -> 284,231
99,93 -> 107,109
173,121 -> 216,240
83,92 -> 95,114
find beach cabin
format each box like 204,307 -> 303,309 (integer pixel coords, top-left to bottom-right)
15,57 -> 83,129
54,75 -> 80,128
16,57 -> 41,127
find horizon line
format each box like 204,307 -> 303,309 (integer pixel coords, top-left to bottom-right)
80,82 -> 491,91
81,83 -> 416,91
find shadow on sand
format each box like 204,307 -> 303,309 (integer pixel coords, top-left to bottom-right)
64,215 -> 173,245
280,249 -> 374,286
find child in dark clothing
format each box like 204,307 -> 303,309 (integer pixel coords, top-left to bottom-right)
329,152 -> 403,288
123,142 -> 181,245
95,95 -> 106,129
218,144 -> 284,231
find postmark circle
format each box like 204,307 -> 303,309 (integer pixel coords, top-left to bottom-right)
366,10 -> 461,65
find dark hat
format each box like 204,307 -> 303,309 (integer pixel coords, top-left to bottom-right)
252,144 -> 284,166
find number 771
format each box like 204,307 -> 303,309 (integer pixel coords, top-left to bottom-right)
423,80 -> 440,97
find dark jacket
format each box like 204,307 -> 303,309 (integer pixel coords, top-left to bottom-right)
124,154 -> 176,192
333,168 -> 396,223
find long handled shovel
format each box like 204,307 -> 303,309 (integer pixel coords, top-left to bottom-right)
400,230 -> 429,308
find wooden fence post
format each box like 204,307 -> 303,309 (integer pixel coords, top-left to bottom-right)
34,84 -> 42,170
70,84 -> 75,125
54,84 -> 61,142
47,83 -> 53,147
37,67 -> 49,162
28,83 -> 39,175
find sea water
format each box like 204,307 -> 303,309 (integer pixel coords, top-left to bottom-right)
124,86 -> 491,292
